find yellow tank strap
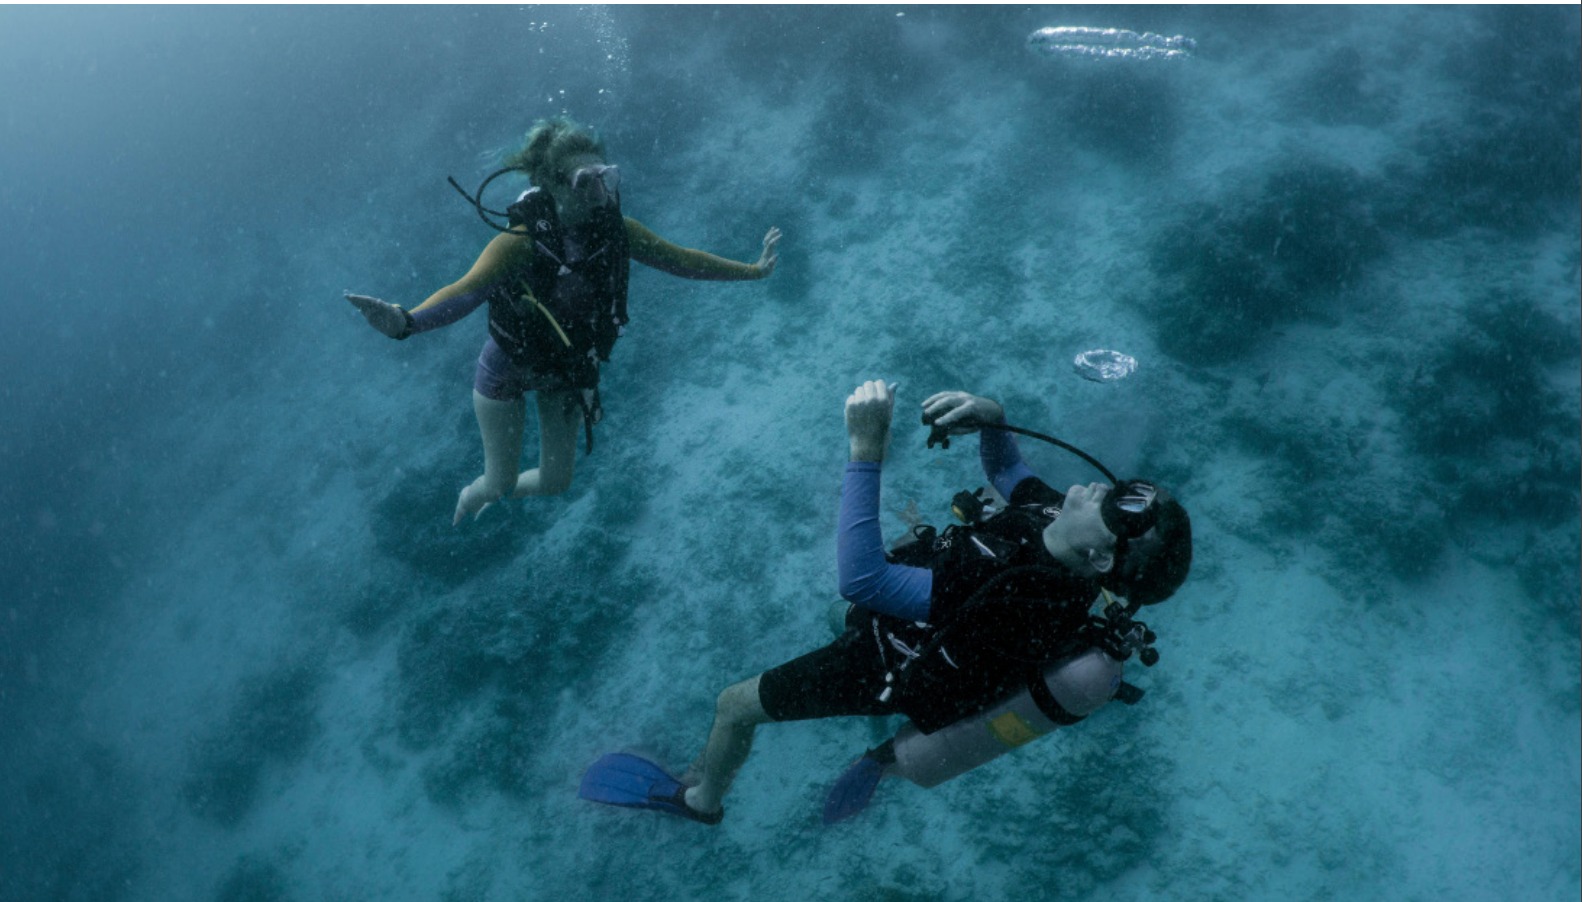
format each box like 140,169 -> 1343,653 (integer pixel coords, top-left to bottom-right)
518,280 -> 572,348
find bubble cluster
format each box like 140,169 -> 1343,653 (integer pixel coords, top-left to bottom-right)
1073,349 -> 1138,382
1028,26 -> 1196,61
584,5 -> 630,86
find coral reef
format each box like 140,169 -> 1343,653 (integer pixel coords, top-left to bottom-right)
394,567 -> 648,806
1145,161 -> 1387,365
182,663 -> 323,827
958,716 -> 1172,901
1284,45 -> 1397,128
369,454 -> 529,590
1394,294 -> 1580,526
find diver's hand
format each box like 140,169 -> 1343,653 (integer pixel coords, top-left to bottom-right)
345,292 -> 412,339
753,227 -> 781,278
920,391 -> 1004,435
845,379 -> 897,463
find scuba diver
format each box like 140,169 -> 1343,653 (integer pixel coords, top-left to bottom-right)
578,380 -> 1192,825
347,117 -> 781,524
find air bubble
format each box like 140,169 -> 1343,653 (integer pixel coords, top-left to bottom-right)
1028,26 -> 1195,61
1073,349 -> 1138,382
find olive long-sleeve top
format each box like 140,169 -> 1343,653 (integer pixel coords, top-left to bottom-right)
405,217 -> 763,332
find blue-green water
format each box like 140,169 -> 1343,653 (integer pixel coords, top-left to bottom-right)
2,6 -> 1578,900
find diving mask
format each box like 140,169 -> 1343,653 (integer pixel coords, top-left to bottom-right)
1100,480 -> 1159,541
568,164 -> 620,205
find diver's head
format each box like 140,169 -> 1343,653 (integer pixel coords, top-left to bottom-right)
1100,480 -> 1192,606
560,158 -> 620,210
1044,480 -> 1192,606
507,117 -> 616,212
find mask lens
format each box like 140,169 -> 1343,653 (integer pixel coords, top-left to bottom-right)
1116,483 -> 1156,513
1103,481 -> 1159,539
570,165 -> 618,196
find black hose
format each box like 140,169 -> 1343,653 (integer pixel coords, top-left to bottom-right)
982,422 -> 1117,485
924,417 -> 1117,484
447,166 -> 527,234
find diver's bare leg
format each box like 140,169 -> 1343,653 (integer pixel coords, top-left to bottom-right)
684,676 -> 770,814
511,389 -> 579,498
454,390 -> 525,525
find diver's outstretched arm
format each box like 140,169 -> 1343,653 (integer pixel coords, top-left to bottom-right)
625,217 -> 780,281
345,293 -> 412,338
346,231 -> 531,340
754,226 -> 780,276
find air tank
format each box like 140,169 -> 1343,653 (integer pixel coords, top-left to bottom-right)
886,647 -> 1123,789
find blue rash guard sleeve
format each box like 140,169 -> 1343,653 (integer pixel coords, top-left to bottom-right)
837,462 -> 933,622
980,419 -> 1036,501
408,284 -> 495,335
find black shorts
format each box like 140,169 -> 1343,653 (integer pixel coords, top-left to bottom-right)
757,626 -> 897,722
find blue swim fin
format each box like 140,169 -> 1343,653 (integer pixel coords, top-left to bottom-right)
821,752 -> 885,825
578,753 -> 723,825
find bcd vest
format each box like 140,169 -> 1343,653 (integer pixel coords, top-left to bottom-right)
492,187 -> 630,389
864,495 -> 1103,734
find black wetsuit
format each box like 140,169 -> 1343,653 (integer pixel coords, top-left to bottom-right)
758,432 -> 1101,732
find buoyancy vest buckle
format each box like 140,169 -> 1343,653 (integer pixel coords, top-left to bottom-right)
950,487 -> 992,523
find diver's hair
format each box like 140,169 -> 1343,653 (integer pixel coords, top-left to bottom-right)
504,117 -> 606,188
1106,488 -> 1192,606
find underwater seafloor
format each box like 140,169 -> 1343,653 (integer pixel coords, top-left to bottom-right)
2,6 -> 1578,901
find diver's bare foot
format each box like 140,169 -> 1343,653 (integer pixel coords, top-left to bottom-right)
452,481 -> 495,526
